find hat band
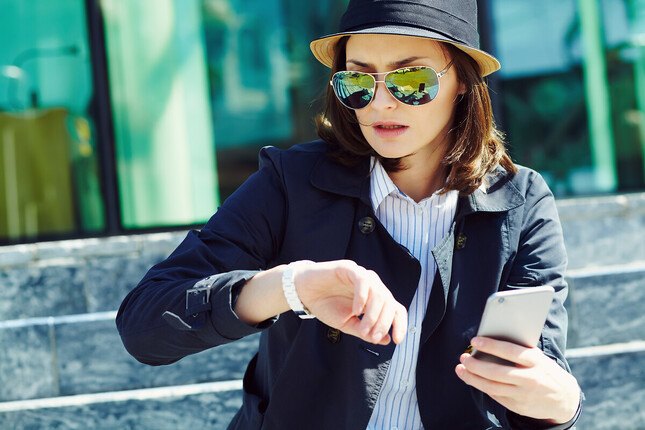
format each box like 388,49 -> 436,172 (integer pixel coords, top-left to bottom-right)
340,2 -> 479,48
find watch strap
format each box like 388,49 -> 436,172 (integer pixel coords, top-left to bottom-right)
282,263 -> 315,319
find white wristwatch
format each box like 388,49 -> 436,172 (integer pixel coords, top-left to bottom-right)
282,263 -> 316,319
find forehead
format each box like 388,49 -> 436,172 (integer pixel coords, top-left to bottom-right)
345,34 -> 446,65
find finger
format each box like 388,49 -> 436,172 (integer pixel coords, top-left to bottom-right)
459,353 -> 523,385
359,290 -> 385,339
471,337 -> 541,367
391,304 -> 408,344
338,315 -> 366,339
368,301 -> 396,344
340,263 -> 372,316
352,275 -> 370,316
455,363 -> 515,399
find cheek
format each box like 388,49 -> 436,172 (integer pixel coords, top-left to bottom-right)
423,97 -> 457,126
355,109 -> 368,123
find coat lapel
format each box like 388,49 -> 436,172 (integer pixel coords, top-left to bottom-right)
420,167 -> 526,344
309,153 -> 372,205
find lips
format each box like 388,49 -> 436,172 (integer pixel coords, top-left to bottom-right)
372,121 -> 409,137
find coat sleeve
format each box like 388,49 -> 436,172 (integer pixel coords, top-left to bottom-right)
488,171 -> 583,429
116,146 -> 287,366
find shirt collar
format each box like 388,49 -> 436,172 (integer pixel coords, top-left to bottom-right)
309,142 -> 524,214
370,157 -> 462,212
370,157 -> 399,212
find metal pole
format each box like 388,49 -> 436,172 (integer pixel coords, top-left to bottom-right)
627,0 -> 645,182
577,0 -> 618,192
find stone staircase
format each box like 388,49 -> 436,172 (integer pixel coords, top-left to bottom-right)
0,192 -> 643,429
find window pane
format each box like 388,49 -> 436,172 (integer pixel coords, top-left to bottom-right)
102,0 -> 219,229
492,0 -> 645,195
0,0 -> 105,242
202,0 -> 348,199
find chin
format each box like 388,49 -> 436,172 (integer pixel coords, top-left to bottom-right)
371,145 -> 412,160
376,151 -> 407,160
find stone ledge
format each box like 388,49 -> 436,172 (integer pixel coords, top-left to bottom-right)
0,311 -> 259,402
569,350 -> 645,429
0,232 -> 187,269
565,266 -> 645,348
0,245 -> 34,267
0,388 -> 241,430
556,192 -> 645,221
1,349 -> 643,430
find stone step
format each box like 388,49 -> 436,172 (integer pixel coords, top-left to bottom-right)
0,192 -> 644,322
0,381 -> 242,430
1,259 -> 642,402
2,250 -> 643,329
0,344 -> 643,430
0,312 -> 258,402
557,192 -> 645,270
567,343 -> 645,429
565,262 -> 645,348
0,232 -> 185,321
0,257 -> 150,321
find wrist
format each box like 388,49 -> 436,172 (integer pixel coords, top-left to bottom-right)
282,261 -> 316,319
547,385 -> 582,425
234,266 -> 290,324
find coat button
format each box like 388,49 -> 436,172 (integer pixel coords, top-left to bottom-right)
327,328 -> 341,344
358,217 -> 375,234
456,233 -> 467,250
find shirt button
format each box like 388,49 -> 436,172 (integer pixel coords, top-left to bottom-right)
409,325 -> 417,334
400,379 -> 408,388
416,206 -> 424,214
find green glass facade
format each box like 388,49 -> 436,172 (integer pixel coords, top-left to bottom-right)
0,0 -> 104,242
492,0 -> 645,194
0,0 -> 643,243
102,0 -> 218,228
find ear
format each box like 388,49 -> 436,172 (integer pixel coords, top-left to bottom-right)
457,81 -> 467,95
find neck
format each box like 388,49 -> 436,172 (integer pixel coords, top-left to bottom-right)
388,141 -> 450,203
390,161 -> 448,203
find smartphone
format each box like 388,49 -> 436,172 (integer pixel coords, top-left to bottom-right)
470,285 -> 555,366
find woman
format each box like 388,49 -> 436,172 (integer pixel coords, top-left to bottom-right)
117,0 -> 583,428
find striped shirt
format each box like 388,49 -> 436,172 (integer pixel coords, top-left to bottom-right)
366,159 -> 458,430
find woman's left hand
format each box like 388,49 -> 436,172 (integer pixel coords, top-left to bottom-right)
455,336 -> 580,424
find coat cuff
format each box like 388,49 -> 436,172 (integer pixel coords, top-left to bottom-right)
506,390 -> 584,429
207,270 -> 278,340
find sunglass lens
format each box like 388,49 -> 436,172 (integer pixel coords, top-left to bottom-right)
332,72 -> 374,109
386,67 -> 439,106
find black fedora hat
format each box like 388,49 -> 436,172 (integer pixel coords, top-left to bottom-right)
310,0 -> 501,76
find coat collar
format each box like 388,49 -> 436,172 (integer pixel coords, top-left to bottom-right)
310,154 -> 526,215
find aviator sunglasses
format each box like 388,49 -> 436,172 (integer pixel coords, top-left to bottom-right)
330,62 -> 453,110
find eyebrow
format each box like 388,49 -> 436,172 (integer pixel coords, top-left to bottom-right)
346,56 -> 432,69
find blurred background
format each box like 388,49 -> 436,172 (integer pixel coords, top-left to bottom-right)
0,0 -> 643,429
0,0 -> 643,243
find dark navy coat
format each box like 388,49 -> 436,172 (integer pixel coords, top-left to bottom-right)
117,140 -> 579,429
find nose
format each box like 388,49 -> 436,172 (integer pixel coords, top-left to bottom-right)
369,80 -> 397,110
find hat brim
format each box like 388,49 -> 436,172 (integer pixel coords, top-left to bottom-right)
310,26 -> 501,77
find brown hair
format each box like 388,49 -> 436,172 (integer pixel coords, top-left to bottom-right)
315,36 -> 517,195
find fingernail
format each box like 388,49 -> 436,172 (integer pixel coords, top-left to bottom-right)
373,332 -> 382,340
459,353 -> 468,363
471,337 -> 482,347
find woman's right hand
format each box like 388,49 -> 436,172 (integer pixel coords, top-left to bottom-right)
292,260 -> 408,345
234,260 -> 408,345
